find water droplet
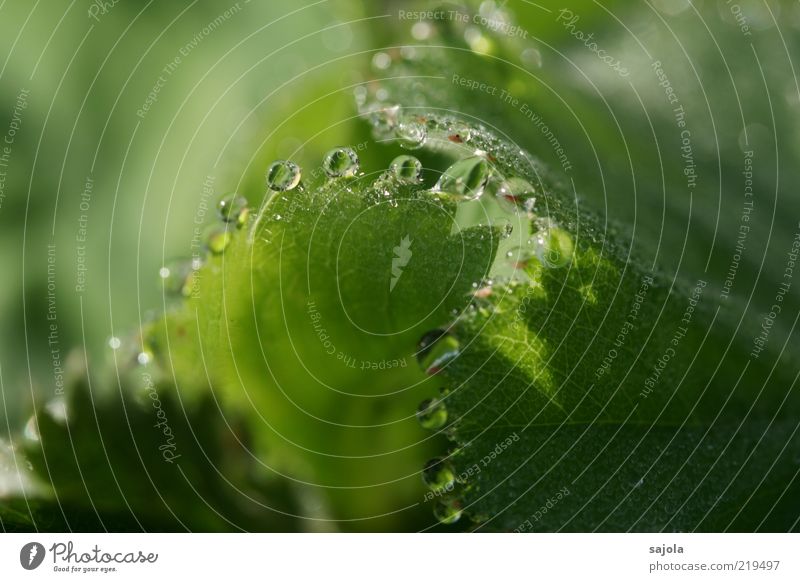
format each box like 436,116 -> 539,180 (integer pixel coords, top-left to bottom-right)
390,155 -> 423,183
45,399 -> 67,424
411,21 -> 432,40
400,46 -> 416,60
396,119 -> 427,149
108,337 -> 122,350
217,194 -> 249,228
433,499 -> 463,524
353,86 -> 368,108
137,351 -> 153,366
495,176 -> 536,210
322,147 -> 360,178
23,416 -> 39,442
416,398 -> 448,430
447,122 -> 472,144
464,26 -> 491,55
206,227 -> 233,255
479,1 -> 497,17
159,259 -> 200,297
266,160 -> 301,191
434,156 -> 491,201
367,104 -> 400,137
422,457 -> 456,492
523,197 -> 537,215
372,51 -> 391,70
416,329 -> 460,375
534,224 -> 574,268
521,47 -> 542,69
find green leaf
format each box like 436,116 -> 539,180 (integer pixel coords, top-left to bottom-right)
5,0 -> 799,533
3,367 -> 302,532
433,187 -> 800,529
139,157 -> 500,530
357,2 -> 800,530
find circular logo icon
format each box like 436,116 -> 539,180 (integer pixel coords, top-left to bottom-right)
19,542 -> 45,570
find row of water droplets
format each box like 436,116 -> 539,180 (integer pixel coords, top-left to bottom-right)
158,146 -> 370,299
360,94 -> 576,263
414,328 -> 463,524
362,109 -> 578,524
152,109 -> 574,525
245,143 -> 571,526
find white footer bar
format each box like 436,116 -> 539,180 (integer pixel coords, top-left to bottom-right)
1,533 -> 796,581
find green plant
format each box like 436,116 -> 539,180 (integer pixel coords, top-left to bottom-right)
2,1 -> 799,533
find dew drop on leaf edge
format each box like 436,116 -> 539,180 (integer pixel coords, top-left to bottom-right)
206,227 -> 233,255
159,259 -> 200,297
447,121 -> 472,144
495,176 -> 536,210
266,160 -> 301,191
416,397 -> 448,430
535,225 -> 574,268
217,193 -> 249,228
23,416 -> 39,442
416,329 -> 461,374
422,457 -> 456,492
323,147 -> 360,178
395,119 -> 427,150
389,155 -> 423,183
433,499 -> 463,525
434,156 -> 491,201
